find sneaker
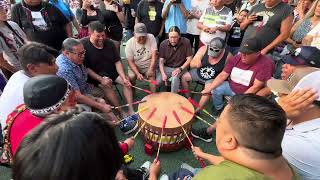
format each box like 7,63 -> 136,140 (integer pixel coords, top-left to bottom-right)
120,116 -> 138,135
136,161 -> 151,180
191,127 -> 212,143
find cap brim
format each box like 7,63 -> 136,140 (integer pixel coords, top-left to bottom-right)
282,55 -> 305,65
135,33 -> 147,37
238,47 -> 256,54
267,79 -> 292,95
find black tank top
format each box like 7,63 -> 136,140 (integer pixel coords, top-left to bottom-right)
197,49 -> 228,81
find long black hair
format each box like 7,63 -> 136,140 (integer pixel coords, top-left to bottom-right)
13,111 -> 123,180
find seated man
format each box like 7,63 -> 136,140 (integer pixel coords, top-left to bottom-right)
193,37 -> 274,142
81,21 -> 135,116
0,42 -> 59,131
268,67 -> 320,180
191,94 -> 299,179
56,38 -> 138,134
181,37 -> 232,113
157,26 -> 193,93
1,75 -> 76,164
125,23 -> 158,92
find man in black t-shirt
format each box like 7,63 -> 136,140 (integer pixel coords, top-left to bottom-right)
123,0 -> 141,40
11,0 -> 71,50
240,0 -> 293,55
136,0 -> 164,43
81,21 -> 135,116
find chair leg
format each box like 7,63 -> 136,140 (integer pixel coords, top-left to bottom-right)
115,84 -> 123,100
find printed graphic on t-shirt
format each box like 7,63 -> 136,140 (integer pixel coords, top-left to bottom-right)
199,66 -> 216,80
148,6 -> 156,21
203,14 -> 227,26
31,11 -> 48,31
252,11 -> 274,27
134,46 -> 149,59
231,26 -> 241,39
230,67 -> 253,86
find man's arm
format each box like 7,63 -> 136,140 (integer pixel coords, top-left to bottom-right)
115,61 -> 127,80
127,57 -> 141,76
0,54 -> 15,73
244,78 -> 265,94
202,71 -> 230,93
192,146 -> 224,165
261,15 -> 293,55
178,3 -> 189,19
75,90 -> 111,112
159,58 -> 166,76
161,0 -> 173,19
180,55 -> 192,70
65,22 -> 73,37
190,47 -> 205,68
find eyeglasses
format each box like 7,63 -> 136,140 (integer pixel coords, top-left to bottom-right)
70,50 -> 86,57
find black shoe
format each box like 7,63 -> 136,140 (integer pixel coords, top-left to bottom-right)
120,117 -> 138,135
191,128 -> 212,142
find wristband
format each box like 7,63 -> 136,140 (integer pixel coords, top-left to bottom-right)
179,67 -> 183,71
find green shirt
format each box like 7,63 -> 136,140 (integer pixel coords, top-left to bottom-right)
193,160 -> 300,180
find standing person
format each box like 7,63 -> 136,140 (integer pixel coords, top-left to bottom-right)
103,0 -> 124,52
157,26 -> 193,92
123,0 -> 140,40
0,0 -> 27,73
197,0 -> 233,46
11,0 -> 72,50
81,21 -> 135,120
224,0 -> 242,13
240,0 -> 293,55
240,0 -> 260,12
186,0 -> 208,54
0,42 -> 59,132
161,0 -> 190,37
227,9 -> 249,55
48,0 -> 80,36
125,23 -> 158,92
136,0 -> 164,44
78,0 -> 105,38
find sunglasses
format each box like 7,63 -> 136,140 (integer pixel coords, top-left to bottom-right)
209,47 -> 221,52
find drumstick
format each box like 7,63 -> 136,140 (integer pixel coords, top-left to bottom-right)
172,110 -> 206,168
133,121 -> 146,139
116,106 -> 149,125
132,107 -> 157,139
188,97 -> 215,119
111,100 -> 147,109
131,85 -> 153,94
143,79 -> 159,86
180,106 -> 212,127
178,89 -> 212,96
156,115 -> 167,161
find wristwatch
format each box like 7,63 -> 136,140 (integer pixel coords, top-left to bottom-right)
179,67 -> 183,71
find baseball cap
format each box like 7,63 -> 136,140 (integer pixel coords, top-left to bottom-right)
134,23 -> 147,37
208,37 -> 225,57
238,37 -> 262,54
267,67 -> 320,100
282,46 -> 320,68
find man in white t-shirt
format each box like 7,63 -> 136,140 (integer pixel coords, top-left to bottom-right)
125,23 -> 158,92
267,67 -> 320,180
197,0 -> 233,45
0,42 -> 58,130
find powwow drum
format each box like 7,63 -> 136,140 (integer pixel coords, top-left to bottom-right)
138,92 -> 194,152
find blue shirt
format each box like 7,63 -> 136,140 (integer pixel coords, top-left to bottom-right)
162,0 -> 191,34
49,0 -> 74,21
56,54 -> 92,94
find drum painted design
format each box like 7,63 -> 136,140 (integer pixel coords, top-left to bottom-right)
138,92 -> 194,152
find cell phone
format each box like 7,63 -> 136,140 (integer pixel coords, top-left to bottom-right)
175,0 -> 181,4
254,15 -> 263,21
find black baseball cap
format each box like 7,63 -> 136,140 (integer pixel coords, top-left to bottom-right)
282,46 -> 320,68
239,37 -> 263,54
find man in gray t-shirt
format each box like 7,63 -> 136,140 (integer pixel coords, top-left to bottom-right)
240,0 -> 293,55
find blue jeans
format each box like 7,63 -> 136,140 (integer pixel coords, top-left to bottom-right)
212,81 -> 235,110
227,46 -> 240,56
